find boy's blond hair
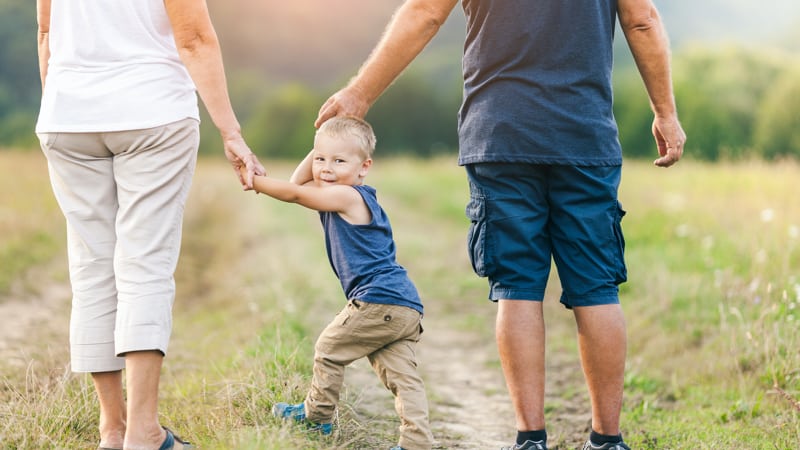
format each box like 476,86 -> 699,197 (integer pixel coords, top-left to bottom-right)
317,116 -> 376,159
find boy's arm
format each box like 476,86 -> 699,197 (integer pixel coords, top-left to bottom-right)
247,171 -> 365,219
289,150 -> 314,185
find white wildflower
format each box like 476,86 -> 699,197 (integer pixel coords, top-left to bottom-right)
748,278 -> 760,293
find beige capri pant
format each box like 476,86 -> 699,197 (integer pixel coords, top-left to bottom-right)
38,118 -> 199,373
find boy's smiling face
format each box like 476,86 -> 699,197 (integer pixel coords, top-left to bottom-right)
311,134 -> 372,187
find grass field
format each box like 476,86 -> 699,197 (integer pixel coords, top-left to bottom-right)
0,150 -> 798,449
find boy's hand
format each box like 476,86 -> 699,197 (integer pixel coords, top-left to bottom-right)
236,163 -> 261,192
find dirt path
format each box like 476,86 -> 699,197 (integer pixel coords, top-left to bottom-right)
0,260 -> 71,374
420,317 -> 518,449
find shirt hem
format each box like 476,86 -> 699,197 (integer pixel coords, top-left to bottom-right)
458,155 -> 622,167
35,114 -> 200,134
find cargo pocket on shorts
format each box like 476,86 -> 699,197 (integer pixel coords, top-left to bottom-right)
465,188 -> 493,277
612,201 -> 628,284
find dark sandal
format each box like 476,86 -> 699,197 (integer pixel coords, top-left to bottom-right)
159,427 -> 193,450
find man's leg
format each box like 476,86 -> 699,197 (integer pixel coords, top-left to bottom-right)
573,304 -> 627,435
464,163 -> 551,445
496,299 -> 546,432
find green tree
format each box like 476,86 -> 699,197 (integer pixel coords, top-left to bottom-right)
243,83 -> 321,159
753,68 -> 800,159
671,46 -> 785,160
615,46 -> 793,162
0,0 -> 40,149
366,70 -> 460,156
613,69 -> 655,159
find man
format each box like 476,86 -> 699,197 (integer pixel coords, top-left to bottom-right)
315,1 -> 685,449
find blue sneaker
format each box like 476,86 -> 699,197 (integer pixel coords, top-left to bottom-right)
271,402 -> 333,435
501,440 -> 547,450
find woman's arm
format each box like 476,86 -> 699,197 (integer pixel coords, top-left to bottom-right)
36,0 -> 51,89
164,0 -> 265,188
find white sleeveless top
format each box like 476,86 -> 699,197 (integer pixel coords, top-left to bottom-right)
36,0 -> 199,133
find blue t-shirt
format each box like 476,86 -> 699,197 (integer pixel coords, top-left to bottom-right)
458,0 -> 622,166
319,185 -> 423,314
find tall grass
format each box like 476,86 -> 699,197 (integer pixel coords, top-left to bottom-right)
618,160 -> 800,448
1,152 -> 798,448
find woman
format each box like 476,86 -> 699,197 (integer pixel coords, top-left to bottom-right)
35,0 -> 265,448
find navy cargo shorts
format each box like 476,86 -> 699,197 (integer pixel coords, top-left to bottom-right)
464,162 -> 627,308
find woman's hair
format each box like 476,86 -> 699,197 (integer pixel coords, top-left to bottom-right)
317,116 -> 376,158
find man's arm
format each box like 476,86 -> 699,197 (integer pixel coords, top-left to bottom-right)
36,0 -> 51,90
164,0 -> 265,188
315,0 -> 459,127
618,0 -> 686,167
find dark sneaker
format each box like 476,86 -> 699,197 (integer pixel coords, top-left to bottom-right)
271,402 -> 333,435
582,440 -> 630,450
501,440 -> 547,450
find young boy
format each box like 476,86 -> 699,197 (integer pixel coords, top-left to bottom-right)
245,116 -> 433,450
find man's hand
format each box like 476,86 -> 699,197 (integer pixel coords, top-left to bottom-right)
652,115 -> 686,168
223,134 -> 266,190
315,85 -> 371,128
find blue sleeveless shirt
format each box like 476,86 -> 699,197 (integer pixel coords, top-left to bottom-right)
319,185 -> 423,314
458,0 -> 622,166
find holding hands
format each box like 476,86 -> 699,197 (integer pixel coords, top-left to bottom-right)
222,131 -> 266,190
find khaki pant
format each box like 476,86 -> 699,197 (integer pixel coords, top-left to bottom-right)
38,118 -> 199,373
305,300 -> 433,450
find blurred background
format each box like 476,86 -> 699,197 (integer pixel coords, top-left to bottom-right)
2,0 -> 800,161
2,4 -> 800,447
